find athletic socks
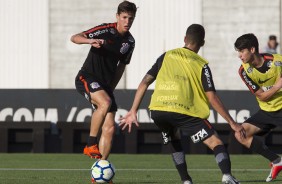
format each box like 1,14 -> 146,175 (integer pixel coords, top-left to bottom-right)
87,136 -> 98,147
172,151 -> 192,182
170,140 -> 192,182
250,136 -> 280,162
214,145 -> 231,174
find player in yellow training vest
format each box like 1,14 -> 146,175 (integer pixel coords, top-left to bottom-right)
120,24 -> 246,184
234,33 -> 282,182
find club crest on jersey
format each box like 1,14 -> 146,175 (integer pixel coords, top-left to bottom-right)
191,129 -> 208,143
267,61 -> 272,67
90,82 -> 100,89
247,67 -> 253,73
120,43 -> 130,54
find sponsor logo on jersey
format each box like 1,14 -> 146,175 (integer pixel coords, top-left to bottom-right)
258,76 -> 274,84
203,65 -> 213,88
88,29 -> 108,38
90,82 -> 100,89
242,70 -> 256,89
262,86 -> 273,91
109,28 -> 116,34
120,43 -> 130,54
274,61 -> 282,66
191,128 -> 208,143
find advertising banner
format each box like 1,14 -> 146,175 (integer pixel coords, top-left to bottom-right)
0,89 -> 258,124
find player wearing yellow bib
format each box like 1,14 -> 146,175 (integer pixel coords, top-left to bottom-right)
234,33 -> 282,182
120,24 -> 246,184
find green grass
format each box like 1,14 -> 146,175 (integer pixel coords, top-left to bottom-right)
0,154 -> 281,184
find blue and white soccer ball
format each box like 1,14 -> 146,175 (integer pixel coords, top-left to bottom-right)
91,160 -> 115,183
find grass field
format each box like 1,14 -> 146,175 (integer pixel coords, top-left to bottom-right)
0,154 -> 281,184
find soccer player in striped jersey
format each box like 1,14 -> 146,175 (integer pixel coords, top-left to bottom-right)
234,33 -> 282,182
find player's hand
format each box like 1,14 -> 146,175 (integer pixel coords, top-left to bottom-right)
231,122 -> 246,139
119,110 -> 139,133
89,39 -> 105,48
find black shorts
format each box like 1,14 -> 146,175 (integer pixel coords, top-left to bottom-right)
245,109 -> 282,135
150,110 -> 215,144
75,71 -> 117,112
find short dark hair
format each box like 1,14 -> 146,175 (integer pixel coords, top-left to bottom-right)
269,35 -> 277,41
186,24 -> 205,46
117,1 -> 137,16
234,33 -> 259,52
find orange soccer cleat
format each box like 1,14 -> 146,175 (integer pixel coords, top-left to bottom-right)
266,160 -> 282,182
83,144 -> 102,159
91,178 -> 113,184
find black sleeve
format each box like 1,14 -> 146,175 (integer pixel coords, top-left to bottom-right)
238,65 -> 260,93
146,53 -> 166,78
201,65 -> 216,92
83,23 -> 106,39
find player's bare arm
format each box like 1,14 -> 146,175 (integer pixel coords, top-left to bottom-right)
119,74 -> 155,133
70,32 -> 104,48
206,91 -> 246,139
255,74 -> 282,101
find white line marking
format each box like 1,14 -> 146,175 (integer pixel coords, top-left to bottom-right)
0,168 -> 269,171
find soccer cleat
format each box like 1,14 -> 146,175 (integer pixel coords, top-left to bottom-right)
222,174 -> 240,184
266,160 -> 282,182
83,144 -> 102,159
183,180 -> 193,184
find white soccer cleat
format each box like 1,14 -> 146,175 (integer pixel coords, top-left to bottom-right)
266,159 -> 282,182
183,180 -> 193,184
222,174 -> 240,184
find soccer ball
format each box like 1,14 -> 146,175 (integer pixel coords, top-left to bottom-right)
91,160 -> 115,183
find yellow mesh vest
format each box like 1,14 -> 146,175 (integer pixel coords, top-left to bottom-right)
242,54 -> 282,111
149,48 -> 210,119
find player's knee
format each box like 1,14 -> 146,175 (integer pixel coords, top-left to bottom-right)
98,99 -> 112,112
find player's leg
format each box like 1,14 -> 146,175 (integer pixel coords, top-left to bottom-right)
234,123 -> 281,182
89,90 -> 112,138
170,132 -> 193,184
234,122 -> 279,161
84,90 -> 112,159
233,110 -> 282,182
75,75 -> 110,158
203,134 -> 240,184
151,111 -> 193,184
203,134 -> 230,173
99,112 -> 116,160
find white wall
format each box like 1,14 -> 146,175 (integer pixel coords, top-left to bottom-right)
127,0 -> 202,89
203,0 -> 280,90
1,0 -> 281,89
0,0 -> 49,88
